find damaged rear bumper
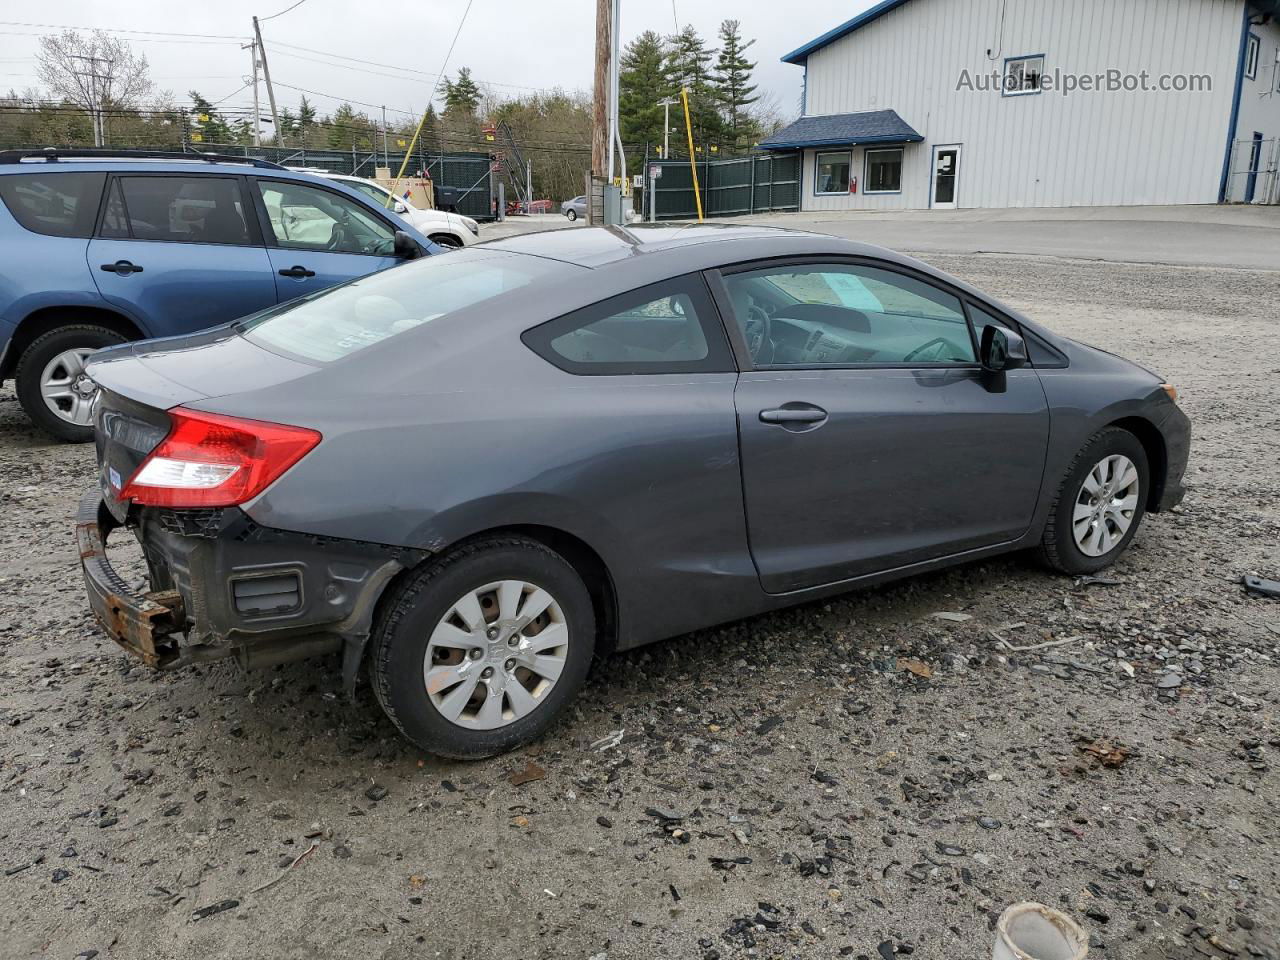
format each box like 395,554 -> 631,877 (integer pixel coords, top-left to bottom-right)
76,487 -> 421,678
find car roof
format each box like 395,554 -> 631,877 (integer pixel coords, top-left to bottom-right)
0,156 -> 331,181
485,223 -> 887,269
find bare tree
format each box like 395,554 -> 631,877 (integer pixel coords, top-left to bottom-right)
36,30 -> 153,145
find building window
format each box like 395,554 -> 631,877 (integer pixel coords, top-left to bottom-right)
815,151 -> 851,194
1245,34 -> 1259,80
864,148 -> 903,193
1004,54 -> 1045,96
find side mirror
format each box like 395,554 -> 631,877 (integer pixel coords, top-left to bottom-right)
393,230 -> 421,260
980,324 -> 1028,373
394,201 -> 408,214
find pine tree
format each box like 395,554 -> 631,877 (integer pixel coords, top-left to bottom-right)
441,67 -> 481,115
713,20 -> 760,151
664,26 -> 722,151
619,31 -> 668,155
187,90 -> 233,145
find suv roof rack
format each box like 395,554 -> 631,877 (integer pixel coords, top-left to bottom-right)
0,148 -> 285,170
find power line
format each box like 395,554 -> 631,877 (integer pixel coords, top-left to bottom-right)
0,20 -> 248,40
257,0 -> 310,23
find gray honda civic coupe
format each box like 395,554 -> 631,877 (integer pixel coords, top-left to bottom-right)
77,224 -> 1190,758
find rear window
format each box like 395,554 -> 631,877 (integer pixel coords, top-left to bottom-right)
239,249 -> 568,363
0,172 -> 105,238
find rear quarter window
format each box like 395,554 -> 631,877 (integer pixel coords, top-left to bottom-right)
239,249 -> 568,363
0,172 -> 105,238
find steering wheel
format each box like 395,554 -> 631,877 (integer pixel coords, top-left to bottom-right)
903,337 -> 954,363
743,304 -> 773,364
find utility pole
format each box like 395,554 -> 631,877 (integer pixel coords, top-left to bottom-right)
381,105 -> 388,168
591,0 -> 609,180
242,41 -> 261,146
252,16 -> 283,147
658,97 -> 676,159
70,54 -> 112,147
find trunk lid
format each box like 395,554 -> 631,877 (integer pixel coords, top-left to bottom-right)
87,327 -> 318,521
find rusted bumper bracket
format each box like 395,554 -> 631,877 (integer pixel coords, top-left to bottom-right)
76,488 -> 185,669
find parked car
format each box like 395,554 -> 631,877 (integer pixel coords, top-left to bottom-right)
77,225 -> 1189,758
304,171 -> 479,248
561,195 -> 586,221
0,149 -> 439,441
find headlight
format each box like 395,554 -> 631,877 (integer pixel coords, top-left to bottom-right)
461,217 -> 479,236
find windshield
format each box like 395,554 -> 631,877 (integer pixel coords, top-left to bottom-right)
239,250 -> 570,363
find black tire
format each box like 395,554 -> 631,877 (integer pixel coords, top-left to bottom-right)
429,233 -> 463,249
15,324 -> 127,443
566,209 -> 577,221
1039,426 -> 1150,575
370,536 -> 596,759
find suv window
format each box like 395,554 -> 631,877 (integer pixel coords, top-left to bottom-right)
723,262 -> 974,367
256,179 -> 396,256
0,172 -> 105,238
523,274 -> 732,375
110,176 -> 251,244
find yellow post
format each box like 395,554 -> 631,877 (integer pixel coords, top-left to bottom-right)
680,86 -> 704,222
382,106 -> 436,209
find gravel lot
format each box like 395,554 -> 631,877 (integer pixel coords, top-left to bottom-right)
1,249 -> 1277,960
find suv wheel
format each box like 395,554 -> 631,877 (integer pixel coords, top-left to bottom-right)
428,233 -> 463,249
371,536 -> 596,758
15,324 -> 127,442
1040,427 -> 1149,574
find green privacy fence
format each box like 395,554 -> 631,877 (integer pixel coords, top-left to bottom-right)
650,152 -> 800,220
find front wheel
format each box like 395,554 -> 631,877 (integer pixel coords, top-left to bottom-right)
565,209 -> 578,221
429,233 -> 463,249
15,324 -> 127,442
371,536 -> 596,759
1040,427 -> 1149,574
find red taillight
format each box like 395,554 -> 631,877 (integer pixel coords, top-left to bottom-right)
121,407 -> 321,508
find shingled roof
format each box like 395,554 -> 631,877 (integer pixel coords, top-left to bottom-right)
758,110 -> 923,151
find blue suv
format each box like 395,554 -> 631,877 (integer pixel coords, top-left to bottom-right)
0,149 -> 439,441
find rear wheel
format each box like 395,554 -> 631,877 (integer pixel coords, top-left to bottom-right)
371,536 -> 595,758
429,233 -> 463,249
1040,427 -> 1149,574
15,324 -> 127,442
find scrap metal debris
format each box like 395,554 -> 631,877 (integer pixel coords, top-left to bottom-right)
248,840 -> 320,895
1077,739 -> 1131,768
508,761 -> 546,786
897,658 -> 933,679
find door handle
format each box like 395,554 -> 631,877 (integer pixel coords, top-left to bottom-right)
278,265 -> 316,278
760,405 -> 828,424
99,260 -> 143,275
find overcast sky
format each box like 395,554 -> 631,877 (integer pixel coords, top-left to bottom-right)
1,1 -> 871,126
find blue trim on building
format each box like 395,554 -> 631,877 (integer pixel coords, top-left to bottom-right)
1219,3 -> 1256,202
764,134 -> 923,151
1001,53 -> 1046,98
781,0 -> 913,64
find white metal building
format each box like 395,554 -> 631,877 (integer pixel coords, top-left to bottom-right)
761,0 -> 1280,209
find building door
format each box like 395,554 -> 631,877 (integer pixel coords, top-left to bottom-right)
932,145 -> 961,209
1245,133 -> 1263,204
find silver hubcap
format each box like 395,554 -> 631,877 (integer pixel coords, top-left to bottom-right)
40,348 -> 99,425
1072,454 -> 1140,557
423,579 -> 569,730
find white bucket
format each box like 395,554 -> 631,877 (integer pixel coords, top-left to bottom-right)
992,902 -> 1088,960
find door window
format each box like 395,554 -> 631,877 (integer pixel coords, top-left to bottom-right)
523,274 -> 732,375
107,176 -> 251,244
0,172 -> 105,238
723,262 -> 975,367
256,180 -> 397,256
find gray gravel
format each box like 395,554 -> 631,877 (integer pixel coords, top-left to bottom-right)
1,252 -> 1277,960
